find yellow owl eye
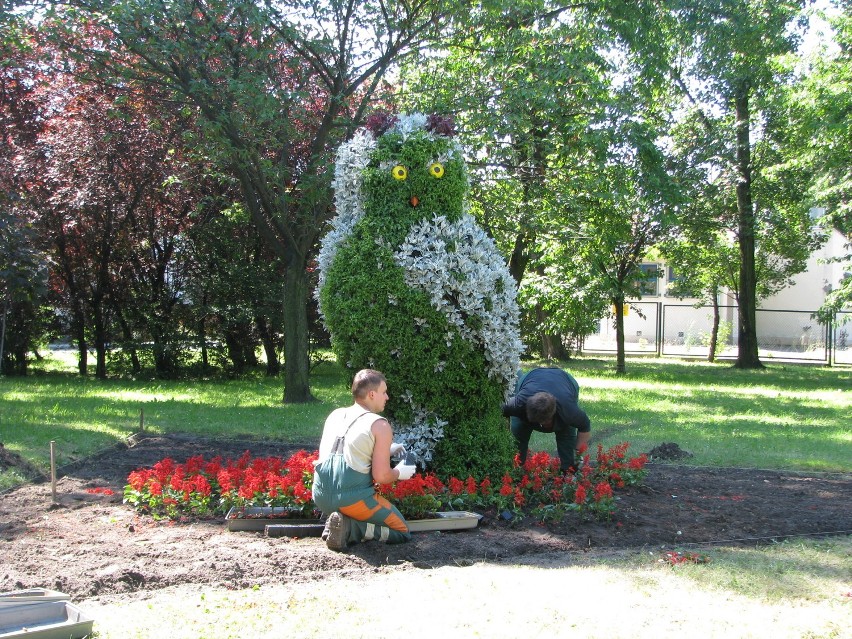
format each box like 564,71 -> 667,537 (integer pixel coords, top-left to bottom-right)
391,165 -> 408,180
429,162 -> 445,178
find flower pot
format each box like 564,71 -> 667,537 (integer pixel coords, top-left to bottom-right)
225,506 -> 322,533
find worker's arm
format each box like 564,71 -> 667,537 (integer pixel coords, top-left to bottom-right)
371,418 -> 398,485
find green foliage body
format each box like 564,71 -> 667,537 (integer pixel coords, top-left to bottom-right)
320,125 -> 518,479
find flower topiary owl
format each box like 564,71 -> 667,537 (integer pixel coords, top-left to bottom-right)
317,113 -> 523,479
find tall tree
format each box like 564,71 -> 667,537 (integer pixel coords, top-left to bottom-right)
656,0 -> 810,368
783,1 -> 852,322
4,20 -> 204,377
400,1 -> 617,358
0,206 -> 49,375
0,15 -> 51,374
664,92 -> 821,361
47,0 -> 465,401
574,112 -> 682,374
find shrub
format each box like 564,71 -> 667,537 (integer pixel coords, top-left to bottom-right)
316,113 -> 523,479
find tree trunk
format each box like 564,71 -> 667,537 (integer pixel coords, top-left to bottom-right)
537,310 -> 568,361
282,263 -> 314,403
708,292 -> 720,364
115,309 -> 141,374
198,317 -> 209,369
541,333 -> 568,360
614,298 -> 626,375
0,299 -> 6,375
197,290 -> 209,369
239,323 -> 259,368
733,87 -> 763,369
72,302 -> 88,376
151,320 -> 178,378
508,232 -> 531,285
223,329 -> 246,374
256,315 -> 281,376
93,302 -> 107,379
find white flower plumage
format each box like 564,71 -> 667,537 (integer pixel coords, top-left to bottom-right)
315,130 -> 376,301
393,401 -> 447,466
394,213 -> 522,387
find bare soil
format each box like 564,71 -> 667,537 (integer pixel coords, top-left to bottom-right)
1,434 -> 849,600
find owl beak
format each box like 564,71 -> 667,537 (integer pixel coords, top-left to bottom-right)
410,195 -> 419,207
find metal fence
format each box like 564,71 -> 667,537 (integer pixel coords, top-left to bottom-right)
582,303 -> 852,365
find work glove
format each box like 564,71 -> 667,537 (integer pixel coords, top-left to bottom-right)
396,462 -> 416,481
389,442 -> 406,458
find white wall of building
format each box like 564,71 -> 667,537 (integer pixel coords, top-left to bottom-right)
587,223 -> 849,355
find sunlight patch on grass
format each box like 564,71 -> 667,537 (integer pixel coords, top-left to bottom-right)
580,376 -> 849,405
83,538 -> 852,639
633,537 -> 852,604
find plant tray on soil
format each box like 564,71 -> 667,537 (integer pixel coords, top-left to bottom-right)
0,601 -> 93,639
407,511 -> 483,532
0,590 -> 70,608
226,506 -> 322,532
227,507 -> 483,534
264,523 -> 325,538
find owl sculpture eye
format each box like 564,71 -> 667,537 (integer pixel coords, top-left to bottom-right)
391,165 -> 408,180
429,162 -> 445,179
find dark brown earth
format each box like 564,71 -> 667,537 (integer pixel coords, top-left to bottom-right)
0,434 -> 849,600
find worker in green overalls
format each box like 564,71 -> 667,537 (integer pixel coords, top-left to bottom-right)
313,369 -> 416,551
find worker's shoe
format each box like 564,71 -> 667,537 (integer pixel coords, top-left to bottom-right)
324,512 -> 352,552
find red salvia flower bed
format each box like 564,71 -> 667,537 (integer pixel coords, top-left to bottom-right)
124,443 -> 648,522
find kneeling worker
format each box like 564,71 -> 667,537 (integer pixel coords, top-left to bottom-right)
313,369 -> 416,551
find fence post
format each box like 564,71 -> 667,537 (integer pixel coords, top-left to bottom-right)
828,312 -> 834,366
656,302 -> 663,357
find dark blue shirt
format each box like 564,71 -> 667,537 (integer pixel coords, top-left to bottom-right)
501,367 -> 590,432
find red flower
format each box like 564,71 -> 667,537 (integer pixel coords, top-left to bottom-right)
594,482 -> 613,502
192,475 -> 212,497
465,476 -> 477,495
628,454 -> 648,470
448,477 -> 464,496
574,484 -> 587,505
127,469 -> 151,492
152,458 -> 175,483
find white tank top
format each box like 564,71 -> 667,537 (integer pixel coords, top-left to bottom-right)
318,406 -> 380,474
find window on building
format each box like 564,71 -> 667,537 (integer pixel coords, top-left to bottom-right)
665,265 -> 700,298
637,264 -> 659,296
665,266 -> 680,297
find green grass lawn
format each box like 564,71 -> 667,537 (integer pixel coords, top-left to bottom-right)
530,356 -> 851,472
3,350 -> 850,635
1,350 -> 849,490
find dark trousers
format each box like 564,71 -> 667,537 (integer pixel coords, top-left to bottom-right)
510,417 -> 578,472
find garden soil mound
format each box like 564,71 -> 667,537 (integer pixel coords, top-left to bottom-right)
0,434 -> 849,600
